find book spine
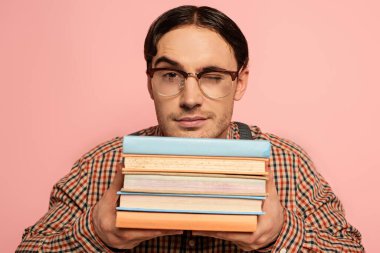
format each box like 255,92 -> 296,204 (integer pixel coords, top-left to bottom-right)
117,191 -> 266,200
122,155 -> 268,175
116,207 -> 264,215
123,136 -> 271,158
120,188 -> 267,196
121,187 -> 267,197
116,211 -> 258,232
122,167 -> 268,176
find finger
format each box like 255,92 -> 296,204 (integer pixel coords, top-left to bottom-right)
113,230 -> 184,251
116,229 -> 183,242
193,231 -> 259,251
118,228 -> 183,237
159,230 -> 184,236
235,242 -> 258,252
192,231 -> 252,244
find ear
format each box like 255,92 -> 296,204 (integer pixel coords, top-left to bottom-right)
233,67 -> 249,101
147,75 -> 154,100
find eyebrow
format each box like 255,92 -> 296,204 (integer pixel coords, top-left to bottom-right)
202,66 -> 233,72
154,56 -> 233,72
154,56 -> 183,68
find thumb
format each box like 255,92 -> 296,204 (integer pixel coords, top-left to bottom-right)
266,169 -> 278,196
102,163 -> 124,206
102,164 -> 124,209
109,163 -> 124,193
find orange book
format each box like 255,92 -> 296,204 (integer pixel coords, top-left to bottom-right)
116,211 -> 257,232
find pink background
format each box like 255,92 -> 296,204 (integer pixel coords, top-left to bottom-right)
1,1 -> 379,252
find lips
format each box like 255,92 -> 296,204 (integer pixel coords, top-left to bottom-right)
175,116 -> 208,128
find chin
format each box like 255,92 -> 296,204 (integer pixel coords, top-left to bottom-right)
164,126 -> 226,139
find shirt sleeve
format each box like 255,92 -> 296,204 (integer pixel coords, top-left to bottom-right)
271,153 -> 364,252
16,158 -> 113,253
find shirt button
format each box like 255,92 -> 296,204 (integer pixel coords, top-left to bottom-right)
188,239 -> 195,247
280,248 -> 287,253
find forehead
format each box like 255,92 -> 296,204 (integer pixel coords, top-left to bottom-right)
153,25 -> 237,70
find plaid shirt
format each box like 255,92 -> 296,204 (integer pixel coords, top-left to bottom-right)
17,122 -> 364,252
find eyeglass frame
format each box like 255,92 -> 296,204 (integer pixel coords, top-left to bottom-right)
146,67 -> 240,99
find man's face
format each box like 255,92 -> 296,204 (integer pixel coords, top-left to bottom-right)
148,25 -> 248,138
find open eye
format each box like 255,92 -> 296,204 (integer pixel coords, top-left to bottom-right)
158,70 -> 182,83
163,72 -> 178,78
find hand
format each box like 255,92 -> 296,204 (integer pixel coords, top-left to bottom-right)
192,170 -> 284,251
92,164 -> 183,249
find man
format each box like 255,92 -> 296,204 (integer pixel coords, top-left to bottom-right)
17,5 -> 364,252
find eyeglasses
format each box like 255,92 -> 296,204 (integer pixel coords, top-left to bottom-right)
147,68 -> 239,99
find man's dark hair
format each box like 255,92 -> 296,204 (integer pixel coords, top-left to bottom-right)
144,5 -> 249,71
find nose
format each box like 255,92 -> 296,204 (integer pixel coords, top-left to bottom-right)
179,76 -> 204,110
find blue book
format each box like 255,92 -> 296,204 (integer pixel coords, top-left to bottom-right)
123,135 -> 271,158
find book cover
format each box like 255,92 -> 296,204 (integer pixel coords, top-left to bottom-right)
123,135 -> 271,158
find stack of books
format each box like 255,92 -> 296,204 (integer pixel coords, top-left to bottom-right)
116,136 -> 271,232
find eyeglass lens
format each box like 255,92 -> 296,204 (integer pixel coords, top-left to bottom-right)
152,69 -> 233,98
